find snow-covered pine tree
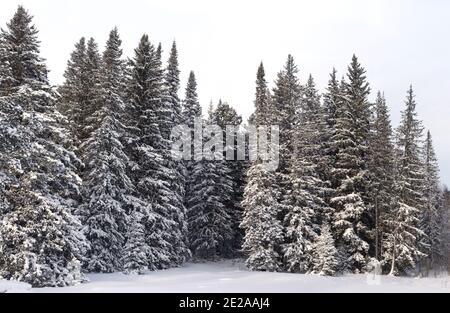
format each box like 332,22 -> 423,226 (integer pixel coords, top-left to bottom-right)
0,6 -> 87,287
182,71 -> 202,128
0,6 -> 47,87
368,92 -> 396,263
311,224 -> 339,276
187,107 -> 234,260
241,63 -> 284,271
162,41 -> 191,265
441,187 -> 450,272
83,38 -> 103,137
127,34 -> 183,270
0,30 -> 14,216
213,100 -> 245,257
271,56 -> 302,219
283,75 -> 329,273
59,37 -> 102,150
384,86 -> 427,275
58,37 -> 87,143
321,69 -> 341,207
164,42 -> 182,134
182,71 -> 203,243
421,130 -> 443,271
272,55 -> 302,174
330,56 -> 372,273
80,28 -> 132,273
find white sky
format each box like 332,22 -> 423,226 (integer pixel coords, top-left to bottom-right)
1,0 -> 449,185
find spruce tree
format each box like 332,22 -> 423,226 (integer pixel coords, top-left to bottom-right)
272,55 -> 301,173
187,107 -> 234,260
181,71 -> 202,217
0,6 -> 87,287
321,69 -> 340,204
59,37 -> 102,149
127,34 -> 182,270
272,55 -> 302,213
368,92 -> 396,262
241,63 -> 284,271
182,71 -> 202,242
58,37 -> 87,142
283,75 -> 329,273
330,56 -> 372,273
421,130 -> 442,271
213,100 -> 244,257
440,187 -> 450,271
0,6 -> 47,86
182,71 -> 202,128
385,86 -> 426,275
162,41 -> 191,264
80,28 -> 131,273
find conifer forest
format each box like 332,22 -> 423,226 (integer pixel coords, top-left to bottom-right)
0,5 -> 449,289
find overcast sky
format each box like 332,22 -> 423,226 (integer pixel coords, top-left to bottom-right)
1,0 -> 449,184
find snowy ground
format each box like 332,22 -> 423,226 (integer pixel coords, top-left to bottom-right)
1,260 -> 450,293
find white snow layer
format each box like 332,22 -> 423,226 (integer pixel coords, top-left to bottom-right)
1,260 -> 450,293
0,281 -> 31,293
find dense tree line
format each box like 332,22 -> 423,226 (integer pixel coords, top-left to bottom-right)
242,56 -> 450,276
0,6 -> 449,287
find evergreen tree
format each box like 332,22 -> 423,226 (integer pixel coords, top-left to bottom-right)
271,55 -> 302,217
253,63 -> 273,127
330,56 -> 372,273
311,224 -> 339,276
164,42 -> 182,130
385,86 -> 426,275
127,34 -> 183,270
162,41 -> 191,264
59,37 -> 102,148
213,100 -> 245,257
272,55 -> 301,173
83,38 -> 103,136
187,107 -> 234,260
421,131 -> 442,271
58,37 -> 87,142
182,71 -> 202,128
0,6 -> 47,86
182,71 -> 203,253
0,6 -> 87,287
241,63 -> 284,271
80,28 -> 131,273
368,92 -> 396,262
283,75 -> 329,273
182,71 -> 202,221
321,69 -> 340,204
440,187 -> 450,272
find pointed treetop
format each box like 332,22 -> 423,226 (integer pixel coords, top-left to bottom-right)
183,71 -> 201,122
156,42 -> 162,61
187,71 -> 197,93
346,54 -> 370,95
285,54 -> 297,73
103,27 -> 123,69
2,5 -> 48,84
168,41 -> 179,70
257,62 -> 265,81
86,37 -> 101,69
307,74 -> 315,88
